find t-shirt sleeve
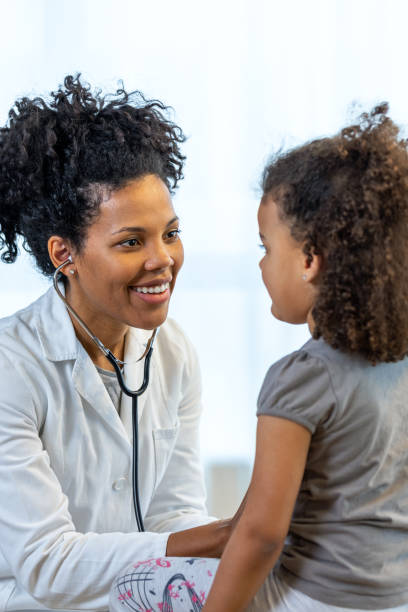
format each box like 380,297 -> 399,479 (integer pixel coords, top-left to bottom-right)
257,349 -> 336,434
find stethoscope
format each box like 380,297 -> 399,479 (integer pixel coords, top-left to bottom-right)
53,256 -> 158,532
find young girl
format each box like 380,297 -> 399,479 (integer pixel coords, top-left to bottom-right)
110,104 -> 408,612
201,104 -> 408,611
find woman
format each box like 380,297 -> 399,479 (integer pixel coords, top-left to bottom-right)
0,75 -> 232,611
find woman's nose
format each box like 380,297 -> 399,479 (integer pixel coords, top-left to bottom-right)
144,243 -> 174,271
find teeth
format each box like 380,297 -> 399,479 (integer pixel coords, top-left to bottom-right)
134,282 -> 169,294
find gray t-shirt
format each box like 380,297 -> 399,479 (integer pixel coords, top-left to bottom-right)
257,337 -> 408,609
96,366 -> 122,414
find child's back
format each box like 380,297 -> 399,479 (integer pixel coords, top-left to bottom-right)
258,337 -> 408,607
203,104 -> 408,611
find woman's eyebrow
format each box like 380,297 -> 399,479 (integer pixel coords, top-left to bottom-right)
112,216 -> 179,235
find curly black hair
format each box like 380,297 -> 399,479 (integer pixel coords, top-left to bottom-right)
0,74 -> 186,276
262,103 -> 408,363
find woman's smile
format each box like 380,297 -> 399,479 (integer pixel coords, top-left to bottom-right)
129,280 -> 171,303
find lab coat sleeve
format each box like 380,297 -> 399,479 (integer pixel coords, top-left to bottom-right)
0,352 -> 169,611
144,333 -> 217,533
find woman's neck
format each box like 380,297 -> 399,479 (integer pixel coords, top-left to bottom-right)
65,284 -> 128,371
69,313 -> 127,371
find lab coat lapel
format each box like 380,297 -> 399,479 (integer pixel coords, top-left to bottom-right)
72,343 -> 130,444
120,328 -> 155,438
37,286 -> 131,444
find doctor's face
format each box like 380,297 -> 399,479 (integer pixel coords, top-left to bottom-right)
68,174 -> 183,331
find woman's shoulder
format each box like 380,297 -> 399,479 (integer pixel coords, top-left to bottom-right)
0,291 -> 58,418
0,287 -> 68,361
0,292 -> 44,346
151,318 -> 200,386
156,317 -> 197,356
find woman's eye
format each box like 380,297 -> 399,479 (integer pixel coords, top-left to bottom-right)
121,238 -> 140,247
166,229 -> 182,241
258,243 -> 266,252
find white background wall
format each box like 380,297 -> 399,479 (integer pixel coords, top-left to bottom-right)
1,0 -> 408,513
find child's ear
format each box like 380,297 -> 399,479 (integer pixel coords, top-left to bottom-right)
302,248 -> 322,283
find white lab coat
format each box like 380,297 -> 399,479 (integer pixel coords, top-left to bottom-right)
0,286 -> 213,611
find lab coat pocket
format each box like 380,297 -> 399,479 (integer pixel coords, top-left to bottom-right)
152,426 -> 179,489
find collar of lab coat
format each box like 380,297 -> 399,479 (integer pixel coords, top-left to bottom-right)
36,285 -> 156,428
36,284 -> 80,361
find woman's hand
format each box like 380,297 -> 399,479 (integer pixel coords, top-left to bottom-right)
165,487 -> 249,558
166,518 -> 232,558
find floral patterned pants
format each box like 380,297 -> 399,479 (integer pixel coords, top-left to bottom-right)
110,557 -> 408,612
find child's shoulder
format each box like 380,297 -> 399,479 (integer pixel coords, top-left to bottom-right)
263,337 -> 341,385
300,336 -> 355,363
257,339 -> 338,433
258,337 -> 408,435
256,337 -> 381,434
263,336 -> 383,403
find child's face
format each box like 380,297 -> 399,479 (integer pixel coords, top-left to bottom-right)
258,195 -> 317,325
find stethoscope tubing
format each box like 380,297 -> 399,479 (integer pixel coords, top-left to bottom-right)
105,348 -> 155,533
53,258 -> 158,532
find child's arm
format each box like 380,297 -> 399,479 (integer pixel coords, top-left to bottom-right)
202,415 -> 311,612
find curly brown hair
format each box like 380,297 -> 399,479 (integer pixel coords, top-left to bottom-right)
0,74 -> 185,276
262,104 -> 408,363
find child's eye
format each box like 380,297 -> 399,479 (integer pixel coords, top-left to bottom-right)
166,229 -> 182,241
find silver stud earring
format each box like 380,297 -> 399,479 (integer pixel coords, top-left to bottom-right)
302,274 -> 307,281
69,269 -> 75,276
